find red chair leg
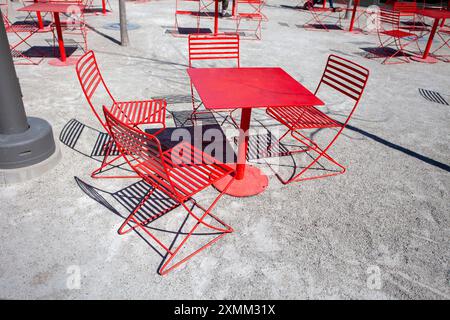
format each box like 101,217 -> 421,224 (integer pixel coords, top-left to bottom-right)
117,177 -> 235,276
91,138 -> 139,179
269,128 -> 346,184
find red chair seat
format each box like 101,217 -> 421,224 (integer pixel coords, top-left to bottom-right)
175,10 -> 198,15
136,142 -> 234,200
381,29 -> 416,38
111,100 -> 166,125
237,12 -> 263,19
5,24 -> 39,33
267,106 -> 342,130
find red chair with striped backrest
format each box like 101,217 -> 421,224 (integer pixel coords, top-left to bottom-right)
265,55 -> 369,184
392,1 -> 428,35
188,33 -> 240,125
76,50 -> 167,178
103,106 -> 236,275
374,8 -> 420,64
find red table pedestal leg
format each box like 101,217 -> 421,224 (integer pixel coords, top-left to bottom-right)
48,12 -> 78,66
411,18 -> 440,64
213,108 -> 269,197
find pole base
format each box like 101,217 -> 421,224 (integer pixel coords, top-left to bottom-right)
0,117 -> 57,169
213,164 -> 268,197
48,57 -> 79,67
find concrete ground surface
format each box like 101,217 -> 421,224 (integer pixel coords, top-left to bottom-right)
0,0 -> 449,299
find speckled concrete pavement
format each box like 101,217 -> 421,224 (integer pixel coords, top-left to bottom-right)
0,0 -> 449,299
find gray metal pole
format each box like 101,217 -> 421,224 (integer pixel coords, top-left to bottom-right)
119,0 -> 129,46
0,11 -> 29,135
0,8 -> 57,173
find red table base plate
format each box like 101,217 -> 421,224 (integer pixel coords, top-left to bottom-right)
411,55 -> 439,63
213,164 -> 269,197
48,57 -> 79,66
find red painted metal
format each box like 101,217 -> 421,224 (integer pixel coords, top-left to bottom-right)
266,55 -> 369,184
187,67 -> 324,110
1,10 -> 53,65
431,25 -> 450,62
348,0 -> 359,32
411,9 -> 450,63
235,0 -> 265,39
188,33 -> 240,67
188,66 -> 325,195
18,2 -> 86,66
188,33 -> 240,124
371,8 -> 420,64
102,107 -> 235,275
75,50 -> 167,179
304,6 -> 344,32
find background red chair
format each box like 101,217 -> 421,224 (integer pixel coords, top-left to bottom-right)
188,33 -> 240,125
1,10 -> 54,65
103,106 -> 235,275
373,8 -> 420,64
392,1 -> 429,37
265,55 -> 369,184
235,0 -> 265,39
76,50 -> 167,179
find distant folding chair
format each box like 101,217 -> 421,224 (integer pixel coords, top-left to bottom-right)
372,8 -> 420,64
303,6 -> 344,31
235,0 -> 265,39
103,106 -> 235,275
431,25 -> 450,62
265,55 -> 369,184
76,50 -> 167,179
392,1 -> 429,36
1,11 -> 54,65
188,33 -> 240,125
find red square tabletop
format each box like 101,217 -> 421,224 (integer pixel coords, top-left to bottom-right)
18,3 -> 85,13
416,9 -> 450,19
187,67 -> 324,110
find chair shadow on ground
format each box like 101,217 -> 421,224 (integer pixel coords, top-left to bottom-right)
74,177 -> 229,274
358,46 -> 415,60
22,45 -> 78,58
418,88 -> 449,106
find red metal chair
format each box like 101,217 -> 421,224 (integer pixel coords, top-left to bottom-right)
45,0 -> 88,53
372,8 -> 420,64
1,11 -> 54,65
431,24 -> 450,62
265,55 -> 369,184
76,50 -> 167,178
392,1 -> 429,36
303,6 -> 344,32
235,0 -> 265,39
103,106 -> 235,275
188,33 -> 240,125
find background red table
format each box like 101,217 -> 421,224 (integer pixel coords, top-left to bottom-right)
412,9 -> 450,63
18,2 -> 85,66
188,67 -> 324,197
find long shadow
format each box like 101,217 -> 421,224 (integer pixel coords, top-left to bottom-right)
85,23 -> 121,45
345,124 -> 450,172
74,177 -> 228,274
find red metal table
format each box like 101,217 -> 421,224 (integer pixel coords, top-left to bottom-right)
18,2 -> 85,66
188,67 -> 324,197
411,9 -> 450,63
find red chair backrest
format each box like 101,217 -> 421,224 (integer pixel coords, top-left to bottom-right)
393,1 -> 417,13
76,50 -> 116,130
188,33 -> 240,68
379,8 -> 401,28
103,106 -> 173,189
317,55 -> 369,122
